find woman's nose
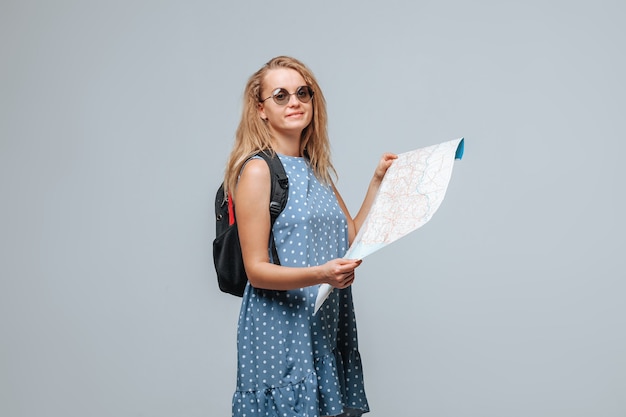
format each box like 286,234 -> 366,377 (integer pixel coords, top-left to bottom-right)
287,93 -> 300,106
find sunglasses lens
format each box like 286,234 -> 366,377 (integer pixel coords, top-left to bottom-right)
296,86 -> 312,103
272,88 -> 289,105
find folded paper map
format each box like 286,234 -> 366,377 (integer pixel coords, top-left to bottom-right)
314,138 -> 465,314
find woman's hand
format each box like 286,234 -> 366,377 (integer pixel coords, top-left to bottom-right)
320,258 -> 363,289
373,152 -> 398,182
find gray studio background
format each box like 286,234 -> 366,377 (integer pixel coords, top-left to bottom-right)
1,1 -> 625,416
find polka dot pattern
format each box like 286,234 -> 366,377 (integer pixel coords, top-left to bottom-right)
232,155 -> 369,417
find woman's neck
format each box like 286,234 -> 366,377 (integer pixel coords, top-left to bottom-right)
271,134 -> 301,157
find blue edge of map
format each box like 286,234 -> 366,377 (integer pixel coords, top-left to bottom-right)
455,138 -> 465,160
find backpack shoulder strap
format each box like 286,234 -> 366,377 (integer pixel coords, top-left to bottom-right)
256,150 -> 289,223
255,150 -> 288,265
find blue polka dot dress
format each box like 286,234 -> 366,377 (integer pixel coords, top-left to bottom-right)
232,154 -> 369,417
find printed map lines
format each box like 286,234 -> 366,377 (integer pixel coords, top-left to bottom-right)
352,140 -> 458,251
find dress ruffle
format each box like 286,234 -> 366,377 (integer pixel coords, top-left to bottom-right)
232,347 -> 368,417
315,347 -> 369,417
232,372 -> 320,417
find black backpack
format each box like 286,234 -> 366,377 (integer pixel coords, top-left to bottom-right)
213,151 -> 289,296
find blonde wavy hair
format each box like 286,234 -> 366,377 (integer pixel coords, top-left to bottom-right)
223,56 -> 336,198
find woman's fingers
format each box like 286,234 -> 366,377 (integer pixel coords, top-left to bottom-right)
323,258 -> 362,288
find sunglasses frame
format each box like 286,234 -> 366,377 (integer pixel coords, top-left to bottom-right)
260,85 -> 314,105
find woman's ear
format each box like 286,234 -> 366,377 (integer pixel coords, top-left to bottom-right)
257,103 -> 267,121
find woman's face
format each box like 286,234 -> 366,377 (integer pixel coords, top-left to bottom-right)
258,68 -> 313,141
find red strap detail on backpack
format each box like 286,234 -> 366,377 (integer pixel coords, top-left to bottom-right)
228,192 -> 235,226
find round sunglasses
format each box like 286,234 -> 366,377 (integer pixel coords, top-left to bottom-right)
260,86 -> 314,105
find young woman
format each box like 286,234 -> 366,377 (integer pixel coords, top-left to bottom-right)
223,56 -> 396,417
